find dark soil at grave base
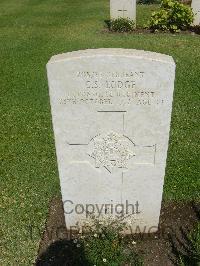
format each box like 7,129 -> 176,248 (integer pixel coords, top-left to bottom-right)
101,27 -> 200,35
36,198 -> 200,266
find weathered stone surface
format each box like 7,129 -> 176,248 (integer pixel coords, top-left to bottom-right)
110,0 -> 136,22
47,49 -> 176,233
192,0 -> 200,26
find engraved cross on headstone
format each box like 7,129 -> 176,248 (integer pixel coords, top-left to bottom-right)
118,9 -> 128,18
67,111 -> 156,174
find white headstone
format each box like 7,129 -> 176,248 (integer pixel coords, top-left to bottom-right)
192,0 -> 200,26
47,49 -> 175,233
110,0 -> 136,22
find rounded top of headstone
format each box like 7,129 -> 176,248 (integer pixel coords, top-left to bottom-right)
47,48 -> 175,66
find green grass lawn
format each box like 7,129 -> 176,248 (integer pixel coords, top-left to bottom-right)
0,0 -> 199,264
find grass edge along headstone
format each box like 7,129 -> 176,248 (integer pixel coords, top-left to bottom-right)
46,49 -> 176,234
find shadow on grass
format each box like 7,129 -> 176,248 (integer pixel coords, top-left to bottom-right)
36,239 -> 90,266
104,19 -> 112,31
191,26 -> 200,35
169,203 -> 200,266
